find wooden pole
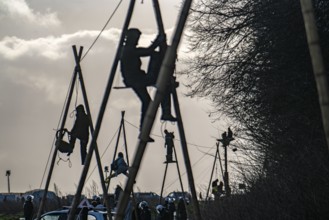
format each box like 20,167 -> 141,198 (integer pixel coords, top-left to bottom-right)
152,0 -> 165,35
171,79 -> 202,219
206,144 -> 218,201
299,0 -> 329,152
159,163 -> 169,202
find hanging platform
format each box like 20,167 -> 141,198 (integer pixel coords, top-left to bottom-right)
163,160 -> 177,164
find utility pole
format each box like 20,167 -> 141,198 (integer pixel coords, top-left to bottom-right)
217,128 -> 234,196
6,170 -> 11,193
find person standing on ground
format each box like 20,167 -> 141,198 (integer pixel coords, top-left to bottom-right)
23,195 -> 34,220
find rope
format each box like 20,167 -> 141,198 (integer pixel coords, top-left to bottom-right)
80,0 -> 124,61
124,119 -> 212,149
162,145 -> 214,192
85,125 -> 121,182
56,155 -> 72,168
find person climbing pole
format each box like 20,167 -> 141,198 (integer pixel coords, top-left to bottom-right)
120,28 -> 176,136
69,104 -> 90,165
164,129 -> 175,162
105,152 -> 129,182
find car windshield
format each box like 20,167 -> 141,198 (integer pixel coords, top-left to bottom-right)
40,213 -> 98,220
40,213 -> 66,220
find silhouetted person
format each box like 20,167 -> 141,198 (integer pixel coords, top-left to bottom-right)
114,185 -> 123,205
164,198 -> 176,220
164,129 -> 175,162
120,28 -> 176,134
24,195 -> 34,220
212,179 -> 224,200
156,204 -> 169,220
176,197 -> 187,220
139,201 -> 151,220
69,104 -> 90,165
106,152 -> 129,182
79,207 -> 88,220
227,127 -> 233,140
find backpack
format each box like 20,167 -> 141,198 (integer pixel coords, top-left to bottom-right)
55,129 -> 73,154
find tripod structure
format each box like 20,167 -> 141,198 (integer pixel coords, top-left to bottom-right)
104,111 -> 139,220
158,135 -> 186,202
206,142 -> 224,201
105,111 -> 130,192
37,46 -> 112,219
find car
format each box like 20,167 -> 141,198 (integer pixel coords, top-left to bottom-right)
37,208 -> 111,220
133,192 -> 160,203
166,191 -> 192,203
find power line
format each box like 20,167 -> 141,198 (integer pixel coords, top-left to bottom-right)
86,125 -> 121,182
124,119 -> 213,150
81,0 -> 123,61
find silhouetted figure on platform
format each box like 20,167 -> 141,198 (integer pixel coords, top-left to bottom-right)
24,195 -> 34,220
120,28 -> 176,134
164,129 -> 175,162
69,104 -> 90,165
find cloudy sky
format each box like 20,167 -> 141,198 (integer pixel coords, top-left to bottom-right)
0,0 -> 236,197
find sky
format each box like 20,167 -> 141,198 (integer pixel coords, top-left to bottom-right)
0,0 -> 238,198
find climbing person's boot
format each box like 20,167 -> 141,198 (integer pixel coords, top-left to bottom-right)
161,113 -> 177,122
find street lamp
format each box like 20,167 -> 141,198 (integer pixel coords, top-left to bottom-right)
6,170 -> 11,193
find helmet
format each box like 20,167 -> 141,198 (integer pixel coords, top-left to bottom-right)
156,204 -> 164,213
26,195 -> 34,201
139,201 -> 148,209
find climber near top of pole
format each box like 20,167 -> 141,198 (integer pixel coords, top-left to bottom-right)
120,28 -> 177,141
